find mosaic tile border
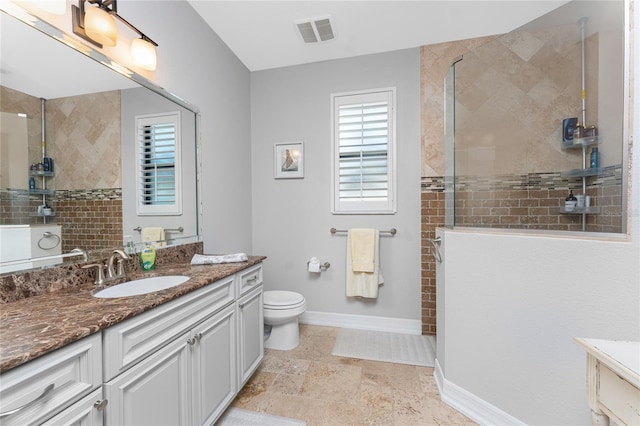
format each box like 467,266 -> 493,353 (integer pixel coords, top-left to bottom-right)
421,165 -> 622,192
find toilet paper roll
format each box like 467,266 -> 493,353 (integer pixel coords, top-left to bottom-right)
307,257 -> 321,273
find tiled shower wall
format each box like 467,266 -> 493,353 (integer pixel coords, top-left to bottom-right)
419,16 -> 627,334
1,87 -> 123,251
54,189 -> 123,253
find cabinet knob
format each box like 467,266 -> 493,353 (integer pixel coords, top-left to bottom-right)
187,336 -> 197,346
93,399 -> 108,411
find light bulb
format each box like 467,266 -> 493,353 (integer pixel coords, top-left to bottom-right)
84,6 -> 117,47
131,38 -> 157,71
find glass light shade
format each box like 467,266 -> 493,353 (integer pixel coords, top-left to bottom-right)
84,6 -> 117,47
131,38 -> 157,71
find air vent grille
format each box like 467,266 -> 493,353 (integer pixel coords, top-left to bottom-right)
295,15 -> 334,43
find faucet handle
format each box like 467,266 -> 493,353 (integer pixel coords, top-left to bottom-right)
112,249 -> 130,260
116,259 -> 126,277
82,263 -> 106,285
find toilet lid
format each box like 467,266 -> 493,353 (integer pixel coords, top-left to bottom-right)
264,290 -> 305,308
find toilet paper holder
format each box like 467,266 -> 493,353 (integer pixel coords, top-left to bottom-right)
307,258 -> 330,272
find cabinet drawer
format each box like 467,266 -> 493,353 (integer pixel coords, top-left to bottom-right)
41,388 -> 103,426
0,333 -> 102,426
599,364 -> 640,425
238,264 -> 263,297
103,276 -> 235,381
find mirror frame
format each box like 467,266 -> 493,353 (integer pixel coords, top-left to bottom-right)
0,3 -> 203,272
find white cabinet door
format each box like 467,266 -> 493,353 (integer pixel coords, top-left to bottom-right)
41,388 -> 104,426
191,304 -> 236,426
237,285 -> 264,388
104,332 -> 191,426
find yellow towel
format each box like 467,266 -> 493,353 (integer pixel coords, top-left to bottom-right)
141,227 -> 165,247
350,228 -> 375,272
346,229 -> 383,298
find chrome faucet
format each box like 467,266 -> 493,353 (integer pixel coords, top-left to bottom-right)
83,250 -> 131,285
107,250 -> 130,279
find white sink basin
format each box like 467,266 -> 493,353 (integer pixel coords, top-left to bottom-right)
93,276 -> 190,298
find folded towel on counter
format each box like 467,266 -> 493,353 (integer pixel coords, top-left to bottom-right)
346,229 -> 383,299
350,228 -> 376,272
191,253 -> 249,265
141,227 -> 165,247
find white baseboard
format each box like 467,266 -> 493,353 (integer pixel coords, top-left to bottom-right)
434,358 -> 525,426
299,310 -> 421,335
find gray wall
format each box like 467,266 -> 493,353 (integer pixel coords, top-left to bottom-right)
250,49 -> 422,323
121,1 -> 253,254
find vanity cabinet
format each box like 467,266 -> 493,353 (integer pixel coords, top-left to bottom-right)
0,333 -> 102,426
0,262 -> 264,426
103,277 -> 237,426
236,264 -> 264,388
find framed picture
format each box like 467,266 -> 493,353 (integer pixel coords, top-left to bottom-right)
274,142 -> 304,179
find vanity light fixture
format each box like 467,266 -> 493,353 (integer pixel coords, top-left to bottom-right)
71,0 -> 158,70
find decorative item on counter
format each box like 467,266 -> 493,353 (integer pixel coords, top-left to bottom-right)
124,235 -> 136,255
140,238 -> 156,270
29,177 -> 36,190
590,147 -> 600,168
565,190 -> 578,211
562,117 -> 578,142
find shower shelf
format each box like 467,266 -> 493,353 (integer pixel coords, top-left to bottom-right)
29,171 -> 55,177
559,206 -> 601,215
560,167 -> 603,178
561,136 -> 599,150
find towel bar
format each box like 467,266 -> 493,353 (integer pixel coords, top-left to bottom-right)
133,227 -> 184,233
330,227 -> 397,236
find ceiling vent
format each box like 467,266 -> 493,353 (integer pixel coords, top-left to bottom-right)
295,15 -> 334,43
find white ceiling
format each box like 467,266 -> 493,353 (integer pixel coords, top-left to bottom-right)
187,0 -> 570,72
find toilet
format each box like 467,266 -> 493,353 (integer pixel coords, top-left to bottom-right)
263,290 -> 306,350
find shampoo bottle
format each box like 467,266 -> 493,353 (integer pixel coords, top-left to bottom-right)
140,239 -> 156,271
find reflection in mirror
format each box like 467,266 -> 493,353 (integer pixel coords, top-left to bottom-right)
0,9 -> 200,274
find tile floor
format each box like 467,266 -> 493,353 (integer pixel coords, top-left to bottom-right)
229,324 -> 476,425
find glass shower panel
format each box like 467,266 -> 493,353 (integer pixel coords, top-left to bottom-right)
450,0 -> 625,233
443,58 -> 459,229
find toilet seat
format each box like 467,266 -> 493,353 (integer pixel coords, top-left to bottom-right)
264,290 -> 305,310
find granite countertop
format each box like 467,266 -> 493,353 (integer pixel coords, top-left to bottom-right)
0,256 -> 266,373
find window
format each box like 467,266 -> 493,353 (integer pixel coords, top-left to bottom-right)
332,88 -> 396,214
135,112 -> 182,215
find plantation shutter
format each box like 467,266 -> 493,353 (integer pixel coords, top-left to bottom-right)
136,113 -> 182,215
332,89 -> 396,214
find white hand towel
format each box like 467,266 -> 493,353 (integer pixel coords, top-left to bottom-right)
346,229 -> 383,298
141,227 -> 165,247
350,228 -> 375,272
191,253 -> 249,265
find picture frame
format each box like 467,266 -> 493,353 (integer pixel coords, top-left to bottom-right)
274,142 -> 304,179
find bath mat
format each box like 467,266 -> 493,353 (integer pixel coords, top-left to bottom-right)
331,328 -> 436,367
217,408 -> 306,426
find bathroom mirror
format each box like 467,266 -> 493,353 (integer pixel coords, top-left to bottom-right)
0,8 -> 201,273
